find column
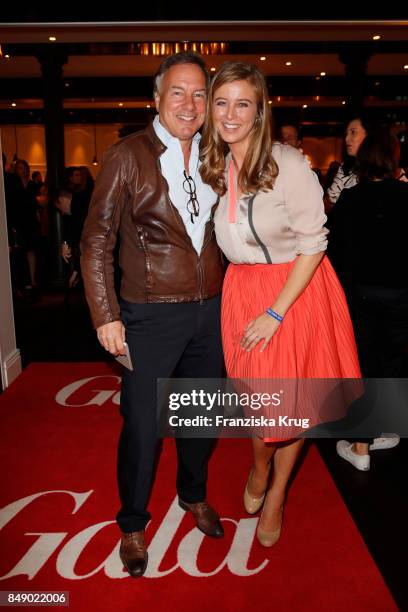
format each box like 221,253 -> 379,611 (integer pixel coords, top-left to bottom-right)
36,46 -> 68,286
339,44 -> 372,118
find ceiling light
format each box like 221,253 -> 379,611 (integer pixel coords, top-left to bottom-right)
404,65 -> 408,70
49,36 -> 57,42
210,67 -> 216,72
5,54 -> 10,59
372,35 -> 381,41
11,102 -> 17,107
268,100 -> 272,105
342,101 -> 346,105
260,56 -> 266,61
146,104 -> 151,108
320,72 -> 326,77
118,102 -> 124,107
285,61 -> 292,66
302,104 -> 308,109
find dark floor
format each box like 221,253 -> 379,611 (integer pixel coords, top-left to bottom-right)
10,286 -> 408,610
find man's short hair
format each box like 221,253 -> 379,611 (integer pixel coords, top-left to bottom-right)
153,51 -> 210,97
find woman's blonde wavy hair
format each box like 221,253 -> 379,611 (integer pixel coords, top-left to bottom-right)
200,61 -> 279,195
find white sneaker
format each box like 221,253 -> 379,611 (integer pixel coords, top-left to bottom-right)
369,433 -> 400,451
336,440 -> 370,471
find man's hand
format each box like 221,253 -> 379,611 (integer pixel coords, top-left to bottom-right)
61,242 -> 72,263
97,320 -> 126,355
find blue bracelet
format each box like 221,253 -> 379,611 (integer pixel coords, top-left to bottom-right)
266,308 -> 284,322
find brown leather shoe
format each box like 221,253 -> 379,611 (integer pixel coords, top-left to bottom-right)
119,530 -> 148,578
179,499 -> 224,538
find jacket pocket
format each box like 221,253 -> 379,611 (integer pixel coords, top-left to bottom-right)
136,225 -> 153,292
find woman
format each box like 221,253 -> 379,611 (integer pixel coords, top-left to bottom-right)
326,116 -> 370,207
200,62 -> 361,547
329,128 -> 408,469
13,158 -> 41,293
58,166 -> 94,295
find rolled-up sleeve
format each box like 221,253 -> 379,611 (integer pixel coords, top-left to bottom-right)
280,146 -> 328,255
80,143 -> 130,329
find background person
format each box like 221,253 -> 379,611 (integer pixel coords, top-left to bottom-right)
328,128 -> 408,469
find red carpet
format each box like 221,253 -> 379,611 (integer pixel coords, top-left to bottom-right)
0,364 -> 397,611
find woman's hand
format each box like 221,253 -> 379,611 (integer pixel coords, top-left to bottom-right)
241,312 -> 281,353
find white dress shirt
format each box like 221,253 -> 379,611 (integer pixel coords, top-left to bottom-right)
153,115 -> 217,254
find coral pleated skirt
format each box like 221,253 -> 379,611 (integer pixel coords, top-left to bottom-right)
221,256 -> 362,440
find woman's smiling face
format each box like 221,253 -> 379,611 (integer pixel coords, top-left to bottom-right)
212,79 -> 258,150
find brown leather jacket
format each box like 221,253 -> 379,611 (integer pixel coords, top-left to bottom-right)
80,123 -> 224,329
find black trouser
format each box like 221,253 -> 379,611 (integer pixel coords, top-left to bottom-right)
347,285 -> 408,443
116,295 -> 223,533
349,285 -> 408,378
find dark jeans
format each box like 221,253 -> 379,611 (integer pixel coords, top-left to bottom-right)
348,285 -> 408,443
116,295 -> 223,533
349,285 -> 408,378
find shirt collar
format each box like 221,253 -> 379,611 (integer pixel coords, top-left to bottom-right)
153,114 -> 201,148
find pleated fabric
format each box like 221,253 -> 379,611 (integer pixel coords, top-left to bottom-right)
221,256 -> 362,440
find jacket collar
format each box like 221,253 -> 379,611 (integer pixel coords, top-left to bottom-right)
144,121 -> 167,157
144,118 -> 201,159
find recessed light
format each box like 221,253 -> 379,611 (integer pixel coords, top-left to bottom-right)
260,56 -> 266,61
302,104 -> 308,109
285,61 -> 292,66
146,104 -> 151,108
320,72 -> 326,77
49,36 -> 57,42
11,102 -> 16,107
375,81 -> 380,86
315,96 -> 320,101
372,35 -> 381,41
342,100 -> 346,105
5,54 -> 10,59
118,102 -> 124,107
315,76 -> 320,81
277,96 -> 281,102
268,100 -> 272,105
210,67 -> 216,72
404,65 -> 408,70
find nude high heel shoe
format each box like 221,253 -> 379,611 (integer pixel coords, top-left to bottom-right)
256,494 -> 284,547
243,469 -> 266,514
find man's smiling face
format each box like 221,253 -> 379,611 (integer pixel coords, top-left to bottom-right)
154,63 -> 207,142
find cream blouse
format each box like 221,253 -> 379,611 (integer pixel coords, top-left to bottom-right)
214,143 -> 328,264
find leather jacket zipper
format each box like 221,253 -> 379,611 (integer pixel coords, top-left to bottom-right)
197,258 -> 204,305
136,226 -> 151,296
198,222 -> 215,304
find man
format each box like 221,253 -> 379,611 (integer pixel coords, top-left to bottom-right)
81,51 -> 225,579
280,123 -> 303,152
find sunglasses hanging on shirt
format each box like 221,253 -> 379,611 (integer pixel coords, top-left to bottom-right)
183,170 -> 200,223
